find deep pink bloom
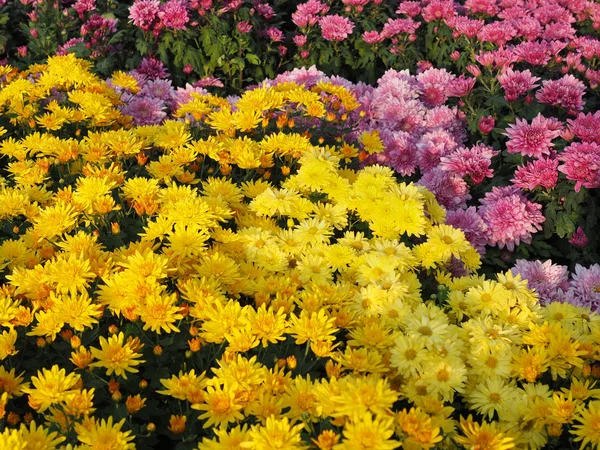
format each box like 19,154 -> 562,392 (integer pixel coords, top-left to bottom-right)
266,27 -> 283,42
385,131 -> 419,176
513,41 -> 551,66
446,207 -> 488,254
421,0 -> 455,22
478,186 -> 545,251
440,143 -> 498,184
56,38 -> 85,56
293,34 -> 307,47
237,21 -> 252,33
497,68 -> 540,102
512,157 -> 559,190
478,115 -> 495,134
445,16 -> 484,38
381,18 -> 420,38
465,0 -> 499,16
256,2 -> 275,19
567,112 -> 600,143
510,17 -> 542,40
504,114 -> 563,158
362,31 -> 383,44
558,142 -> 600,192
536,74 -> 586,114
137,57 -> 169,79
396,1 -> 421,17
466,64 -> 482,77
157,0 -> 189,30
511,259 -> 569,304
417,68 -> 455,106
319,15 -> 354,41
122,96 -> 166,126
447,75 -> 476,97
73,0 -> 96,18
477,22 -> 517,46
569,227 -> 589,248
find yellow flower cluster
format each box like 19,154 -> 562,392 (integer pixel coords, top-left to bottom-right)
0,57 -> 600,450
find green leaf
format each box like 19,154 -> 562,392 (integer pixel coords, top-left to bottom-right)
246,53 -> 261,65
555,213 -> 576,238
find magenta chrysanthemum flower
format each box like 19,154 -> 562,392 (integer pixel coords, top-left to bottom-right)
122,96 -> 166,126
536,74 -> 586,114
445,16 -> 484,38
440,143 -> 498,184
73,0 -> 96,18
477,21 -> 517,46
447,75 -> 476,97
478,186 -> 545,251
497,68 -> 540,102
292,0 -> 328,27
503,114 -> 563,158
136,57 -> 169,79
56,38 -> 85,56
512,157 -> 559,191
513,41 -> 551,66
446,207 -> 488,254
129,0 -> 160,30
558,142 -> 600,192
465,0 -> 499,16
569,226 -> 589,248
511,259 -> 570,305
396,1 -> 421,17
319,15 -> 354,41
380,18 -> 420,38
419,168 -> 471,210
564,264 -> 600,311
157,0 -> 189,30
424,106 -> 467,143
140,79 -> 175,102
417,68 -> 455,106
379,130 -> 418,176
567,111 -> 600,143
421,0 -> 455,22
362,31 -> 383,44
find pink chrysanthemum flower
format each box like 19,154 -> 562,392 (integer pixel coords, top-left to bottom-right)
567,112 -> 600,143
440,143 -> 498,184
382,130 -> 419,176
535,74 -> 586,114
421,0 -> 455,22
497,68 -> 540,102
478,186 -> 545,251
503,114 -> 563,158
416,68 -> 455,107
140,79 -> 175,102
73,0 -> 96,18
396,1 -> 421,17
416,129 -> 459,172
136,57 -> 169,79
564,264 -> 600,311
129,0 -> 160,29
445,16 -> 484,38
513,41 -> 551,66
292,0 -> 329,27
380,18 -> 421,38
558,142 -> 600,192
56,38 -> 85,56
465,0 -> 499,16
512,157 -> 559,191
510,17 -> 543,40
424,106 -> 467,143
157,0 -> 189,30
362,31 -> 383,44
446,207 -> 488,254
319,15 -> 354,41
419,168 -> 471,210
477,21 -> 517,46
447,75 -> 476,97
511,259 -> 570,305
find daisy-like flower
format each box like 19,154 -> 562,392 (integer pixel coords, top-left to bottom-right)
573,401 -> 600,449
21,365 -> 80,412
455,416 -> 515,450
503,114 -> 562,158
335,412 -> 399,450
75,417 -> 135,450
193,384 -> 245,428
89,332 -> 145,379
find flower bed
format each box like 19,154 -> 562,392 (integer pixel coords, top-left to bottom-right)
0,54 -> 599,450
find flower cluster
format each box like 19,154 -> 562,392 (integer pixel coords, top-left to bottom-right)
1,55 -> 599,450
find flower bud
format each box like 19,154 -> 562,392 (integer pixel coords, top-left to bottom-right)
478,115 -> 495,134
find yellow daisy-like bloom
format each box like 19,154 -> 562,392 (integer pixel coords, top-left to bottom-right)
455,416 -> 515,450
138,292 -> 183,334
572,400 -> 600,449
74,417 -> 135,450
335,412 -> 399,450
200,424 -> 252,450
0,328 -> 18,360
0,366 -> 29,398
89,332 -> 145,379
192,383 -> 245,428
397,407 -> 443,450
0,428 -> 25,450
287,309 -> 338,345
158,369 -> 207,403
32,201 -> 79,241
18,421 -> 65,449
50,290 -> 103,332
358,130 -> 385,154
248,416 -> 306,450
21,365 -> 80,412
